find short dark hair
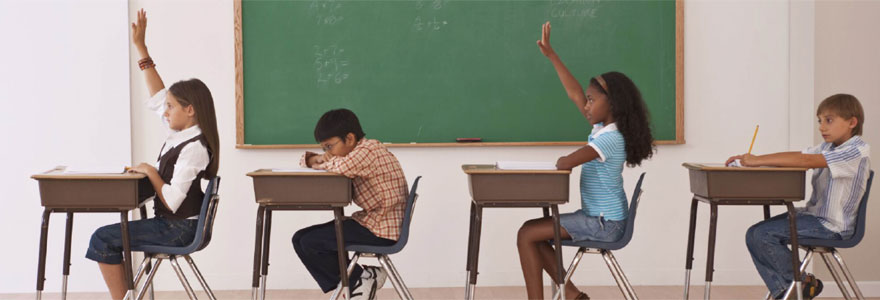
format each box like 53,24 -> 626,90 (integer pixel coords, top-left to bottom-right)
314,108 -> 366,142
817,94 -> 864,136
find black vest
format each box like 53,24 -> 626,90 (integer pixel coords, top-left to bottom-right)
154,134 -> 211,219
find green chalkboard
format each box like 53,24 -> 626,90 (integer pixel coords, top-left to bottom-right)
234,0 -> 682,147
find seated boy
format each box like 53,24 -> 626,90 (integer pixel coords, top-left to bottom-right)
292,108 -> 409,300
726,94 -> 871,299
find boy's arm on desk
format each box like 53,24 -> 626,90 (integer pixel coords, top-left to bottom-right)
740,151 -> 827,169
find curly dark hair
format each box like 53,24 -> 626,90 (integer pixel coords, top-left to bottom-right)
589,71 -> 655,167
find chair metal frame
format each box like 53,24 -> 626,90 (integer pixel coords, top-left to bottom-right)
124,177 -> 221,300
330,176 -> 422,300
553,172 -> 646,300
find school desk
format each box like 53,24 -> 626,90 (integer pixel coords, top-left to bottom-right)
247,169 -> 352,300
462,164 -> 571,300
32,169 -> 151,300
682,163 -> 809,300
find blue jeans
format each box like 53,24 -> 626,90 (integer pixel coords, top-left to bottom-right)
86,216 -> 197,264
745,213 -> 848,298
292,219 -> 396,293
559,209 -> 626,242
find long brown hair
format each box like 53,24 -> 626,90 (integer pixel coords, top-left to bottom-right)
168,78 -> 220,178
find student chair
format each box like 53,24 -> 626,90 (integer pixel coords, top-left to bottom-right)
553,172 -> 646,300
127,176 -> 221,300
331,176 -> 422,300
774,171 -> 874,300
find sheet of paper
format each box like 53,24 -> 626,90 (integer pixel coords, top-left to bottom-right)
271,168 -> 328,173
495,161 -> 558,170
62,165 -> 125,174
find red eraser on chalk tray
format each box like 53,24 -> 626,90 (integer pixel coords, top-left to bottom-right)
456,138 -> 482,142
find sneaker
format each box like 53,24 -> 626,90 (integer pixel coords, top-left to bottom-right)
349,276 -> 374,300
361,265 -> 387,299
802,273 -> 824,299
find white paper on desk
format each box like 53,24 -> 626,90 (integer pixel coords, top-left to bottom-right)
271,168 -> 328,173
495,161 -> 558,170
62,165 -> 125,174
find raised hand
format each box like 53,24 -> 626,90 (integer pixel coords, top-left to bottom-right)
131,9 -> 147,50
536,21 -> 555,57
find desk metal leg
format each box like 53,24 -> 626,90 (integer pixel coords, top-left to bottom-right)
704,203 -> 719,299
684,198 -> 698,299
62,213 -> 73,300
550,205 -> 565,300
781,202 -> 803,300
252,206 -> 266,300
763,205 -> 771,220
333,208 -> 350,299
260,209 -> 273,300
465,202 -> 476,300
467,205 -> 484,300
36,209 -> 51,300
138,207 -> 154,300
120,213 -> 135,300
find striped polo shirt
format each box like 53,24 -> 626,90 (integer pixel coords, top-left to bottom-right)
802,135 -> 871,234
580,122 -> 628,221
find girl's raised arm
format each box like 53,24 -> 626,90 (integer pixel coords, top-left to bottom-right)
537,21 -> 588,118
132,9 -> 165,96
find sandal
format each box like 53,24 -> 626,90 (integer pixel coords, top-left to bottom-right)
802,273 -> 824,299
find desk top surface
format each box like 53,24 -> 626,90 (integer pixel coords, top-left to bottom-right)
682,163 -> 809,172
462,164 -> 571,175
32,169 -> 146,180
247,168 -> 346,177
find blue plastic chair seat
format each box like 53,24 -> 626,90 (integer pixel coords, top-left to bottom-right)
799,171 -> 873,249
345,176 -> 421,255
560,173 -> 646,251
132,177 -> 220,256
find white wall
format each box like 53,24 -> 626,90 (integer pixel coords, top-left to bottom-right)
0,0 -> 131,293
126,0 -> 819,292
814,0 -> 880,283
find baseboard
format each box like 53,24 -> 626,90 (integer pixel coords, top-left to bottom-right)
818,281 -> 880,298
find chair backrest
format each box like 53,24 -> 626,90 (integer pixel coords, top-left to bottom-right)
614,172 -> 646,247
191,176 -> 221,252
388,176 -> 422,253
845,170 -> 873,245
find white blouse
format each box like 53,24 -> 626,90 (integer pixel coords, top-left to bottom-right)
146,89 -> 211,216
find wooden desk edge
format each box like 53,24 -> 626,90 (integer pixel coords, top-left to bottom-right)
461,164 -> 571,175
247,168 -> 346,177
31,173 -> 147,180
682,162 -> 809,172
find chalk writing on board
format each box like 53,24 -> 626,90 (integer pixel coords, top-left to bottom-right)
550,0 -> 600,18
308,0 -> 344,25
415,0 -> 448,10
412,16 -> 448,32
314,45 -> 350,88
412,0 -> 448,32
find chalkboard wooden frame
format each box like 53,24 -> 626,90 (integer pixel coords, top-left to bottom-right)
234,0 -> 683,149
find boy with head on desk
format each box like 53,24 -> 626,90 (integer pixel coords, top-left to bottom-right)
295,109 -> 408,300
726,94 -> 870,299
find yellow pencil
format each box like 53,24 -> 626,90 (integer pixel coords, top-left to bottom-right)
748,125 -> 759,154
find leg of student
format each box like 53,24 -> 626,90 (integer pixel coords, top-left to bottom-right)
517,217 -> 578,300
745,213 -> 841,298
87,217 -> 198,300
98,263 -> 127,300
292,219 -> 396,293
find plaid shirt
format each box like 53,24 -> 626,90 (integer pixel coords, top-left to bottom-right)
300,139 -> 408,240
